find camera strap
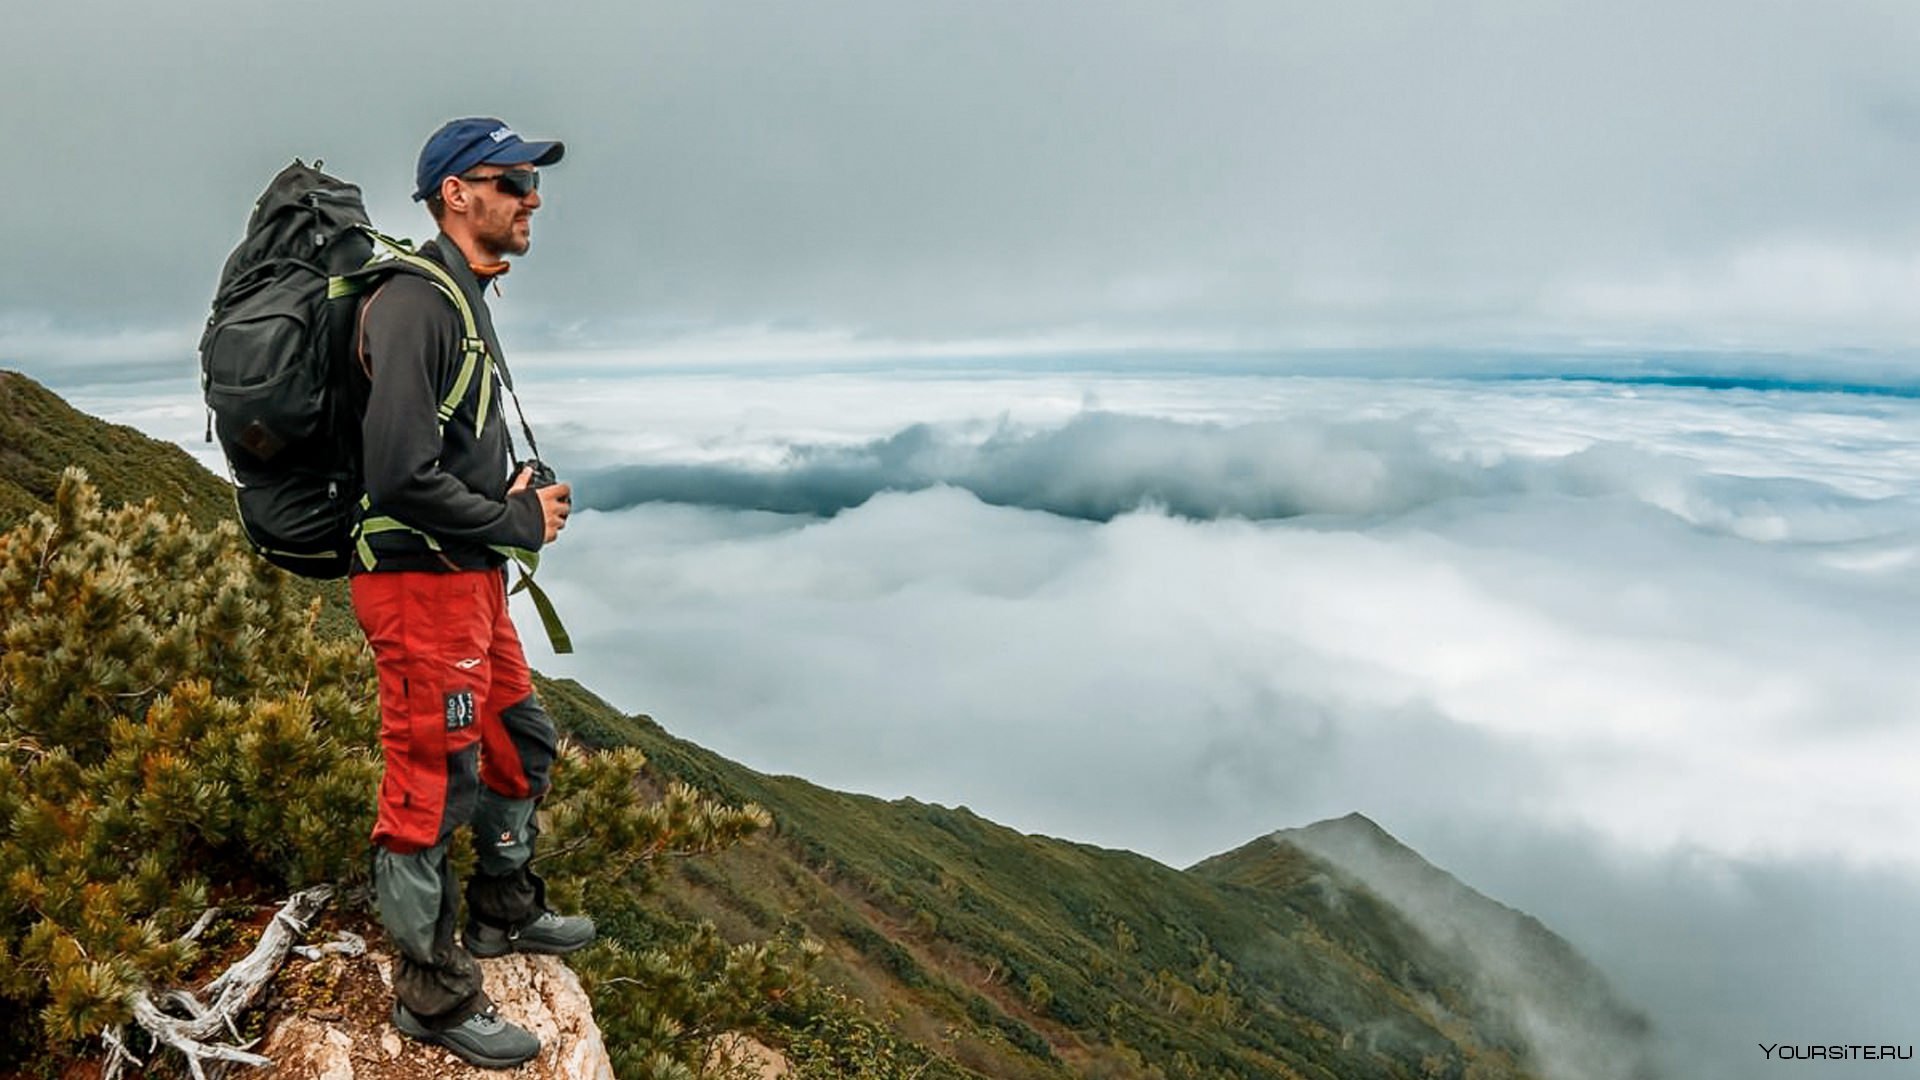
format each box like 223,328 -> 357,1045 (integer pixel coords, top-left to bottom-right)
486,347 -> 542,466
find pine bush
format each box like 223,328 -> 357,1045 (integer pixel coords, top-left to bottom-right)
0,469 -> 380,1058
0,469 -> 789,1074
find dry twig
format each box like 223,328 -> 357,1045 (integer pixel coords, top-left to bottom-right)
103,884 -> 333,1080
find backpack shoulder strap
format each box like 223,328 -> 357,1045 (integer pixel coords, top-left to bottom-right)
382,252 -> 494,431
330,234 -> 493,432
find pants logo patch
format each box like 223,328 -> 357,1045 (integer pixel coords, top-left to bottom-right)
445,689 -> 476,731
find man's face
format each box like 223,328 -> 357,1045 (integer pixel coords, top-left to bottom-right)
456,165 -> 541,258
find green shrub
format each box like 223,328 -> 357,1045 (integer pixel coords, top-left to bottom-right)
0,469 -> 784,1075
0,469 -> 380,1058
578,919 -> 818,1079
782,986 -> 951,1080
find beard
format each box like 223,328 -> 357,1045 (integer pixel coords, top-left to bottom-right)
477,207 -> 531,258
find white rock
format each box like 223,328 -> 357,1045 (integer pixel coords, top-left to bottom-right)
258,950 -> 614,1079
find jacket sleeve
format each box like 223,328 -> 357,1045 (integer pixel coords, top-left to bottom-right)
357,276 -> 546,550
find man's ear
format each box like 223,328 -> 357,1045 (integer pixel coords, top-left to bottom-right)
440,174 -> 470,216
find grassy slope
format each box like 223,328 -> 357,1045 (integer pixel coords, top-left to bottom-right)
0,369 -> 357,637
540,677 -> 1545,1080
1195,817 -> 1658,1080
0,370 -> 231,532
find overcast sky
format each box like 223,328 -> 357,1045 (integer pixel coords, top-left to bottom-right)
10,0 -> 1920,373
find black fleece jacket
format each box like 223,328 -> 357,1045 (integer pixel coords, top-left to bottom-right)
353,236 -> 545,572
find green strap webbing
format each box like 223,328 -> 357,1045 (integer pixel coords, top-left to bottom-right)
517,577 -> 573,655
354,508 -> 445,572
378,253 -> 494,430
475,348 -> 494,432
329,252 -> 490,435
497,546 -> 573,654
440,343 -> 479,425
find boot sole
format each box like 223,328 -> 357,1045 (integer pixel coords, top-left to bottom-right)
391,1004 -> 539,1069
465,927 -> 596,959
466,935 -> 595,959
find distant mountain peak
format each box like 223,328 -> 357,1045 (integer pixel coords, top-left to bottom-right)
1200,814 -> 1661,1080
1278,810 -> 1398,846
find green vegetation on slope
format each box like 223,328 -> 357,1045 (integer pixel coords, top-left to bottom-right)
1195,817 -> 1658,1080
0,472 -> 794,1078
0,371 -> 229,533
0,471 -> 381,1063
541,682 -> 1553,1080
0,369 -> 358,639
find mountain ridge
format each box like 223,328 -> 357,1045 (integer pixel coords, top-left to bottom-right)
1195,814 -> 1657,1080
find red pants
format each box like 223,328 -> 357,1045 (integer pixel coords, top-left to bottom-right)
352,568 -> 555,854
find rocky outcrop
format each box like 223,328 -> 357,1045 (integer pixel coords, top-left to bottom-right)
260,949 -> 612,1080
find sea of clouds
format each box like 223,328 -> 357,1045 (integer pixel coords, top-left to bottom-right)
526,367 -> 1920,1080
61,361 -> 1920,1080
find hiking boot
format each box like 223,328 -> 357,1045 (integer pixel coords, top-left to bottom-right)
391,1002 -> 540,1069
465,909 -> 597,958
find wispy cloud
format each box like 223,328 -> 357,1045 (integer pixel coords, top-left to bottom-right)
574,408 -> 1920,546
0,315 -> 197,386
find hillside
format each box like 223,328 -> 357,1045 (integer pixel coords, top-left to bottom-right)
0,370 -> 231,530
543,678 -> 1658,1080
0,370 -> 359,637
1194,817 -> 1657,1080
0,371 -> 1655,1079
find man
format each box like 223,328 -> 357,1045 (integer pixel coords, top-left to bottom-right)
351,116 -> 593,1069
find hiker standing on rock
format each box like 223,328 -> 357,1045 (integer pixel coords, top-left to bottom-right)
351,116 -> 594,1069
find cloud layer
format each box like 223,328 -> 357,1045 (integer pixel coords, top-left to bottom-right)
492,369 -> 1920,1079
68,365 -> 1920,1078
577,406 -> 1920,545
539,464 -> 1920,868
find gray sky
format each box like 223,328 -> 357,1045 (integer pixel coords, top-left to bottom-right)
10,0 -> 1920,369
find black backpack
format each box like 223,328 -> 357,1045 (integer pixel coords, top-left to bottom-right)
200,159 -> 374,578
198,160 -> 575,652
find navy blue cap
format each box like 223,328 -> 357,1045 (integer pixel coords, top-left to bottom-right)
413,117 -> 565,201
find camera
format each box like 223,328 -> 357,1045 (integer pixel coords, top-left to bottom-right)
517,458 -> 558,490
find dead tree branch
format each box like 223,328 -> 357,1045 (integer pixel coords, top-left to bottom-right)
103,884 -> 334,1080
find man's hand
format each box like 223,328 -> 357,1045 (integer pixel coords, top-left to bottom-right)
510,465 -> 572,544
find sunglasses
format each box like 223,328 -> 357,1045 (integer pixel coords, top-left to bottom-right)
458,169 -> 540,198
